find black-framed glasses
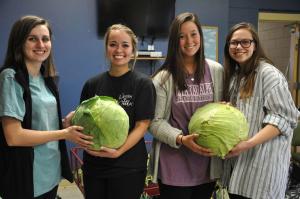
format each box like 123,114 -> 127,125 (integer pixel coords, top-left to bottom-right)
228,39 -> 254,48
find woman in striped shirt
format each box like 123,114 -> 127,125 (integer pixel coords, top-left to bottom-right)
222,22 -> 299,199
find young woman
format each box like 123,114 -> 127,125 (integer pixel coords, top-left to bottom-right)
78,24 -> 156,199
149,12 -> 224,199
222,22 -> 299,199
0,15 -> 92,199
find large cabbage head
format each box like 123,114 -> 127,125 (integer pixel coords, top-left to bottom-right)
188,103 -> 248,158
71,96 -> 129,150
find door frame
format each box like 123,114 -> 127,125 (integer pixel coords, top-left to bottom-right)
259,12 -> 300,107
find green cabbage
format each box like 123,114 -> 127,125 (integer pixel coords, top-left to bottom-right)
72,96 -> 129,150
188,103 -> 248,158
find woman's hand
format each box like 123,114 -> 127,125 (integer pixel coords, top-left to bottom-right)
225,125 -> 280,158
64,125 -> 93,148
182,134 -> 214,157
225,140 -> 251,158
85,146 -> 121,158
62,111 -> 75,128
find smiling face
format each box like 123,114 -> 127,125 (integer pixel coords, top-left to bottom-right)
23,24 -> 51,68
106,29 -> 133,69
179,21 -> 201,60
229,28 -> 256,66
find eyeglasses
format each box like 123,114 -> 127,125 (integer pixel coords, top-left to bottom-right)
228,39 -> 254,48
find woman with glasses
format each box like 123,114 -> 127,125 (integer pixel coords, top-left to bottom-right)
221,22 -> 299,199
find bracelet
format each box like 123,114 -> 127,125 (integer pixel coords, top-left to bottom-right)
180,135 -> 184,145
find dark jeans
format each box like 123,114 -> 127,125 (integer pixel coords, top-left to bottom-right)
34,185 -> 58,199
158,180 -> 215,199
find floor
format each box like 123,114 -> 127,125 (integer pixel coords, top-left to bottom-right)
0,180 -> 83,199
57,180 -> 84,199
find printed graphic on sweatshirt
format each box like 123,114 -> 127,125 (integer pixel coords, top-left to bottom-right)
176,83 -> 213,103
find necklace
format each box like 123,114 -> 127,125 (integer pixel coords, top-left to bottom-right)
186,73 -> 195,81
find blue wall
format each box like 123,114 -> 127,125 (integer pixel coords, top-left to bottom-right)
228,0 -> 300,28
0,0 -> 300,114
0,0 -> 229,143
0,0 -> 229,117
0,1 -> 299,141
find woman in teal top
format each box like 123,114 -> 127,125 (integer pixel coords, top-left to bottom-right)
0,15 -> 93,199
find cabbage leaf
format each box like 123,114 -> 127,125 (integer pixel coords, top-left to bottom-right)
72,96 -> 129,150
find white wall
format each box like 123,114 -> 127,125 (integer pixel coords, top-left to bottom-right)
258,21 -> 291,75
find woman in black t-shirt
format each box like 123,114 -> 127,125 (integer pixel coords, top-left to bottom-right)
77,24 -> 156,199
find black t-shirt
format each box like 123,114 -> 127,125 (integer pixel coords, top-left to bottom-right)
80,70 -> 156,177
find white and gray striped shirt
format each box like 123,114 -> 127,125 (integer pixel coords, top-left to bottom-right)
222,62 -> 299,199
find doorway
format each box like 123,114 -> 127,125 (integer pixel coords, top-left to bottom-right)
258,12 -> 300,107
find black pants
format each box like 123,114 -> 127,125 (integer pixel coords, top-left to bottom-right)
158,180 -> 215,199
229,193 -> 251,199
83,170 -> 146,199
34,185 -> 58,199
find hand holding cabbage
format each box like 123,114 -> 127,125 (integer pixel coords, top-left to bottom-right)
188,103 -> 249,158
71,96 -> 129,150
179,134 -> 214,157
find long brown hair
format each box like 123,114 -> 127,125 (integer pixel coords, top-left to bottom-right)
223,22 -> 273,101
153,12 -> 206,91
3,15 -> 56,77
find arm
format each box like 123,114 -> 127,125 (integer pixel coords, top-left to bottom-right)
177,134 -> 214,156
86,119 -> 150,158
2,116 -> 93,148
226,65 -> 299,158
62,111 -> 75,128
149,72 -> 183,148
226,124 -> 279,158
206,58 -> 224,102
